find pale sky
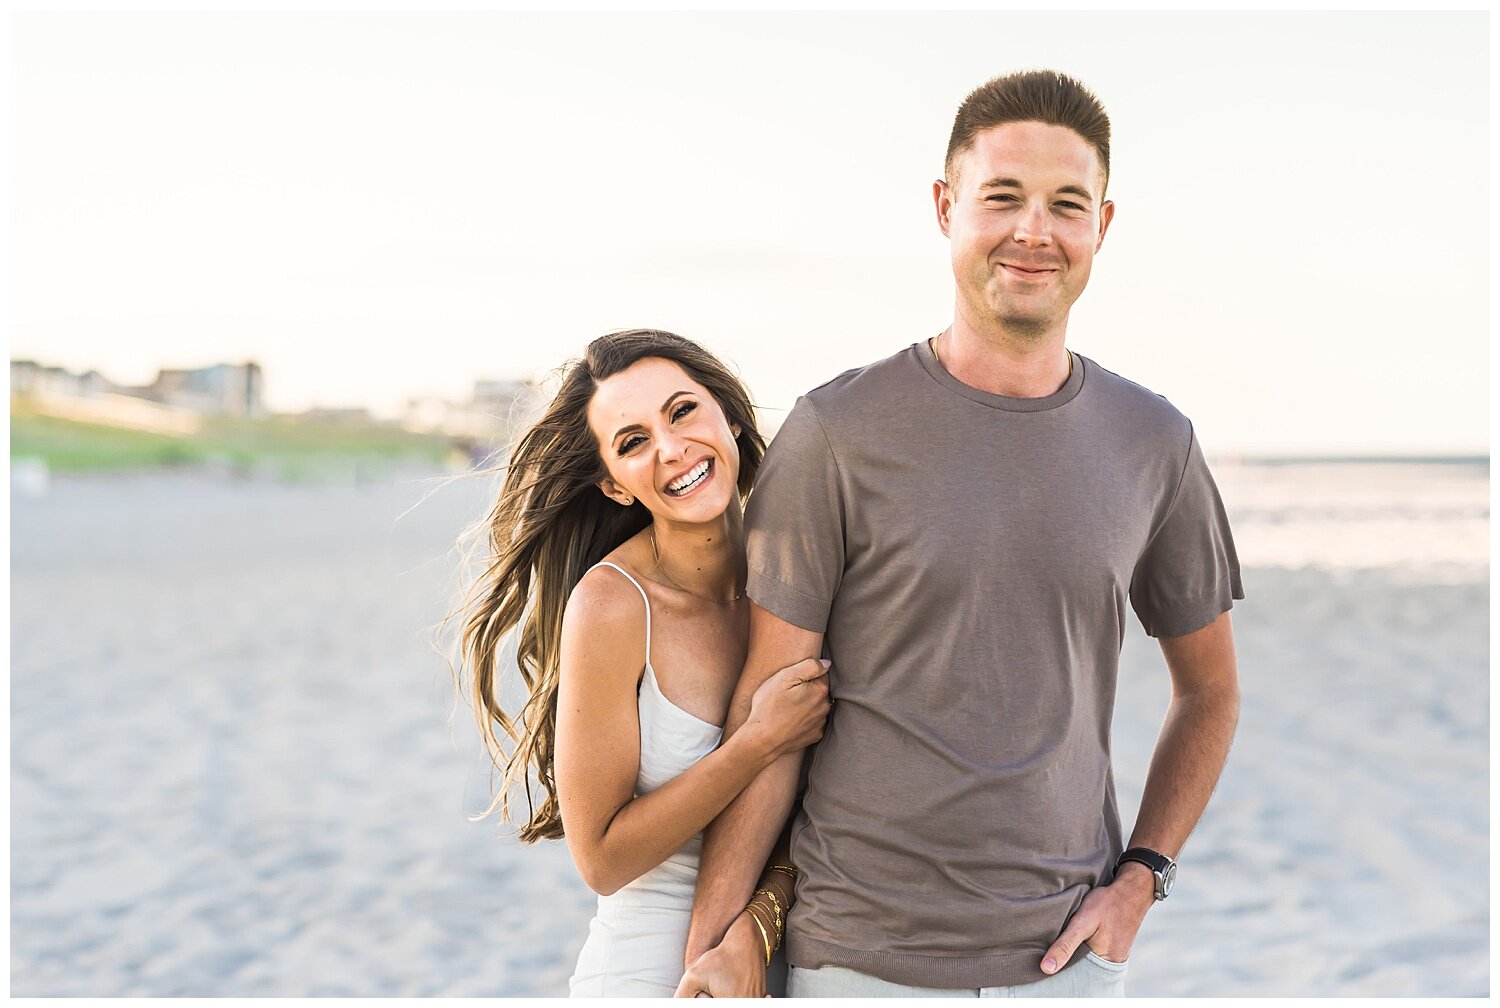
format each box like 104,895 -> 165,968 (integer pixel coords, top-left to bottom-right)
9,10 -> 1490,456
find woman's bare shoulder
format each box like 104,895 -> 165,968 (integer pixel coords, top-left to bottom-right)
568,562 -> 647,627
560,560 -> 650,682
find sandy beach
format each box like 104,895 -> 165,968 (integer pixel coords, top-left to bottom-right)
9,459 -> 1488,996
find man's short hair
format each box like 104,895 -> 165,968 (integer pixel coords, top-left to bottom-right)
945,70 -> 1112,194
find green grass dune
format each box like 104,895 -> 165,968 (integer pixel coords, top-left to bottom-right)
11,404 -> 459,477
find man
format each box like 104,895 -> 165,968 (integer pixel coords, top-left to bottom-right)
679,69 -> 1243,997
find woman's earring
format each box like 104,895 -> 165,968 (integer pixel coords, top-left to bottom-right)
621,497 -> 633,506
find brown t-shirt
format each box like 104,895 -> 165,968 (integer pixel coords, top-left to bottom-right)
744,341 -> 1243,989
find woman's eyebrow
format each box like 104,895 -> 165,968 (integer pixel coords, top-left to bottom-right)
612,391 -> 695,441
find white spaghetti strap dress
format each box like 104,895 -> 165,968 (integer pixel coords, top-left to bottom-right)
567,561 -> 724,997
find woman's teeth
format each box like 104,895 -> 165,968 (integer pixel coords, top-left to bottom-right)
666,459 -> 711,495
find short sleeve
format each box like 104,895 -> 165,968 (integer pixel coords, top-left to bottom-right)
744,396 -> 846,634
1129,428 -> 1244,638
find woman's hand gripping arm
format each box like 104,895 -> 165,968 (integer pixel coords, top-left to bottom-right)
555,570 -> 830,897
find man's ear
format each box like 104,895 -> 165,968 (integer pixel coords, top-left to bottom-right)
1096,199 -> 1115,252
933,179 -> 954,237
598,477 -> 633,508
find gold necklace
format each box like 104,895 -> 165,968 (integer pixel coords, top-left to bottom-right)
650,530 -> 742,605
931,331 -> 1073,379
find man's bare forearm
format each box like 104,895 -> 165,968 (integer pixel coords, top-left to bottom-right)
1128,686 -> 1238,855
685,753 -> 802,965
686,604 -> 823,966
1125,614 -> 1240,879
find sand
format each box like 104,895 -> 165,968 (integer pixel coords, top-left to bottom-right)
9,460 -> 1488,996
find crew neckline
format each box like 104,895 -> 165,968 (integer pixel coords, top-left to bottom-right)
915,337 -> 1085,412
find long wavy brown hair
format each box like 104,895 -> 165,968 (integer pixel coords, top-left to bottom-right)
453,329 -> 765,842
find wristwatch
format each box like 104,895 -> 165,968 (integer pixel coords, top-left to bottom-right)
1115,847 -> 1176,901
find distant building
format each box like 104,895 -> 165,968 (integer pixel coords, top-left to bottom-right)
128,361 -> 264,417
402,378 -> 546,440
11,360 -> 110,399
12,358 -> 263,434
472,378 -> 548,429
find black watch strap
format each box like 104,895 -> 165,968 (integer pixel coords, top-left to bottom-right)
1116,847 -> 1176,900
1117,847 -> 1170,874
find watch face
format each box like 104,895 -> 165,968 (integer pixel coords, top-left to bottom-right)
1161,862 -> 1177,897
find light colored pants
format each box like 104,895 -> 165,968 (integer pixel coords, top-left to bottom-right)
787,952 -> 1127,998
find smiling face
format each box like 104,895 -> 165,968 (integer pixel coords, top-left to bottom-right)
936,121 -> 1114,338
587,357 -> 743,526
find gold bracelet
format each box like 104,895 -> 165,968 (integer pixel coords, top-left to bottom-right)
754,898 -> 783,955
750,894 -> 786,936
744,906 -> 772,966
748,894 -> 784,944
747,896 -> 781,938
754,886 -> 785,911
753,887 -> 786,924
758,875 -> 793,908
767,864 -> 798,881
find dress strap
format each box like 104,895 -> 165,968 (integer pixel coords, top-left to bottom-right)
589,561 -> 651,660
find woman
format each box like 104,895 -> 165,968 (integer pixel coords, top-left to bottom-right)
454,329 -> 830,996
